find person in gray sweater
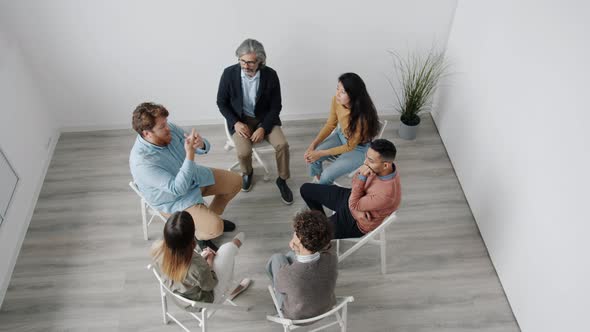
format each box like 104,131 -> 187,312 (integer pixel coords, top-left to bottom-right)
266,210 -> 338,320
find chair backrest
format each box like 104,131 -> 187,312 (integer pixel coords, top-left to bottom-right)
148,264 -> 200,308
129,180 -> 143,197
376,119 -> 388,139
129,181 -> 164,217
222,119 -> 235,149
266,285 -> 354,327
337,211 -> 397,262
147,264 -> 248,312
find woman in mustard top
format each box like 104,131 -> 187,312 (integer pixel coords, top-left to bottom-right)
304,73 -> 380,184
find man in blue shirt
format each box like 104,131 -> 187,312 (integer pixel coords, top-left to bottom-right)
217,38 -> 293,205
130,102 -> 241,250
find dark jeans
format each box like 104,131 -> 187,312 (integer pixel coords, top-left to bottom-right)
300,183 -> 365,239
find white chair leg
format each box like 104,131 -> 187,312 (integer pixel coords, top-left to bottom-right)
228,161 -> 240,172
160,285 -> 169,324
341,303 -> 348,332
336,239 -> 340,257
141,199 -> 149,240
253,149 -> 270,181
336,311 -> 343,327
201,308 -> 207,332
224,141 -> 233,151
380,230 -> 387,275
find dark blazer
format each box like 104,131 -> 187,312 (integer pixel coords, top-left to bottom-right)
217,64 -> 282,135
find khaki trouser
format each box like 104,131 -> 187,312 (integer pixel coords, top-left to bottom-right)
161,168 -> 241,240
232,116 -> 290,180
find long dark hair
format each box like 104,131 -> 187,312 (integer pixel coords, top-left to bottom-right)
338,73 -> 380,143
151,211 -> 196,282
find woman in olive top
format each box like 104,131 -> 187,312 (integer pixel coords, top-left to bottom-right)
151,211 -> 250,311
304,73 -> 380,185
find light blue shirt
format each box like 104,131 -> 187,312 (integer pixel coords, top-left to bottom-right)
129,122 -> 214,214
241,69 -> 260,118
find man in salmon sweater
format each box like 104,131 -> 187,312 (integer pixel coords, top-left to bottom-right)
300,139 -> 401,238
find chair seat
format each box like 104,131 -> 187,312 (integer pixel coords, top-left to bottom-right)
222,120 -> 274,181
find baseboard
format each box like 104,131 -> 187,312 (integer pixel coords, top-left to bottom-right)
59,110 -> 397,133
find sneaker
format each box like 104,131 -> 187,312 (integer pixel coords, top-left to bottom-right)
276,177 -> 294,205
242,171 -> 253,192
228,278 -> 251,301
232,232 -> 245,247
223,219 -> 236,232
197,239 -> 218,252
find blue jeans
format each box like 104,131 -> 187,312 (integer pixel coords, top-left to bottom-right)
309,128 -> 369,185
266,251 -> 296,312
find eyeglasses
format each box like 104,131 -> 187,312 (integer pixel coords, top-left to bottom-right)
239,59 -> 258,66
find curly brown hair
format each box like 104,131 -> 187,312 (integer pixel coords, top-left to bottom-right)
293,210 -> 333,252
132,102 -> 169,136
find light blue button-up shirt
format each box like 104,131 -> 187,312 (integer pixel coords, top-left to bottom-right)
129,122 -> 215,214
241,69 -> 260,118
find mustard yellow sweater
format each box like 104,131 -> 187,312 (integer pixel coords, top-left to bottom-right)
315,96 -> 364,156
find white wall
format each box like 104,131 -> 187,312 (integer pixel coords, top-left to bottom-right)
0,0 -> 457,131
433,1 -> 590,331
0,28 -> 59,307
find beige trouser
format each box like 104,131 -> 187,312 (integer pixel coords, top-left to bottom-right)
232,116 -> 290,180
161,168 -> 241,240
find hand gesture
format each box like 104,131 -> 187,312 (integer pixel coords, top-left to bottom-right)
234,122 -> 251,139
359,164 -> 374,177
305,150 -> 324,164
184,128 -> 196,160
200,247 -> 216,267
303,144 -> 315,162
192,131 -> 205,150
250,127 -> 265,143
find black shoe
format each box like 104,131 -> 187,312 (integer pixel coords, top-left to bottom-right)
223,219 -> 236,232
242,171 -> 253,192
197,239 -> 219,252
276,177 -> 294,205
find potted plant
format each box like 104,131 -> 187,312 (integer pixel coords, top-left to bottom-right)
388,48 -> 448,140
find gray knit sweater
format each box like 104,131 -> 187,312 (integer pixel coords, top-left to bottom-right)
275,249 -> 338,320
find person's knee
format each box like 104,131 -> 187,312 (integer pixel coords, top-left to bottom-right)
300,183 -> 313,198
273,141 -> 289,153
229,172 -> 242,193
236,148 -> 252,160
319,172 -> 336,185
194,222 -> 223,240
218,242 -> 238,255
270,253 -> 289,267
210,218 -> 224,238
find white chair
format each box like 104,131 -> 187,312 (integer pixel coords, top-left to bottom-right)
266,285 -> 354,332
330,119 -> 388,187
223,120 -> 273,181
129,181 -> 166,240
147,264 -> 250,332
335,211 -> 397,275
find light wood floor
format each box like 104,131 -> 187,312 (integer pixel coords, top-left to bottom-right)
0,115 -> 520,331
